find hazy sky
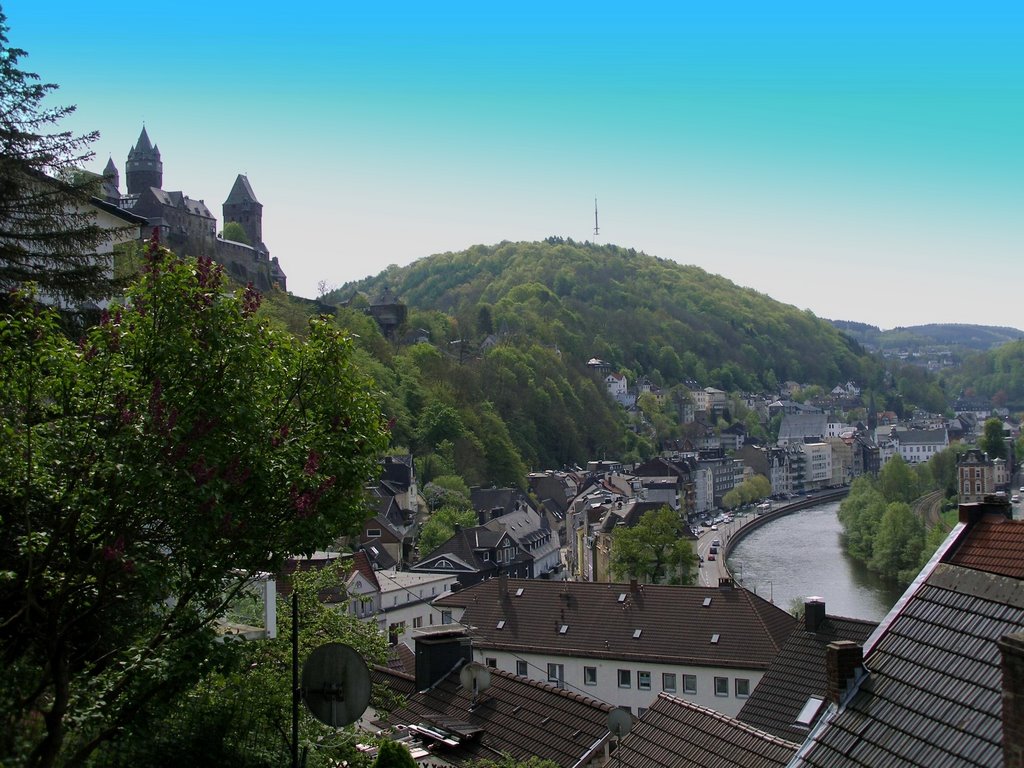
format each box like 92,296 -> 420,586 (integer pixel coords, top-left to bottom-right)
7,1 -> 1022,330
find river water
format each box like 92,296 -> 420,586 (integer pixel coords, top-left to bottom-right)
726,500 -> 906,622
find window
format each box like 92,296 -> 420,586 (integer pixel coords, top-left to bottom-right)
547,663 -> 565,688
366,528 -> 381,538
412,616 -> 422,629
714,676 -> 729,696
618,669 -> 631,688
516,660 -> 528,676
441,610 -> 452,625
735,678 -> 750,698
486,657 -> 497,668
662,673 -> 677,693
683,675 -> 697,694
637,671 -> 651,690
584,666 -> 597,686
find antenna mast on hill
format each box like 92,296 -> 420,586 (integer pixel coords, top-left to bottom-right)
593,197 -> 600,237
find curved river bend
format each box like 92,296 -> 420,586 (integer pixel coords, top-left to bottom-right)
726,500 -> 905,622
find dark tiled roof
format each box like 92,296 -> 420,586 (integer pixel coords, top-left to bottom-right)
434,579 -> 797,669
945,513 -> 1024,578
736,615 -> 877,741
619,693 -> 799,768
792,562 -> 1024,767
373,666 -> 612,767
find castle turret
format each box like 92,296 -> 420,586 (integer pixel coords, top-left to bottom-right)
222,174 -> 267,254
101,157 -> 120,203
125,126 -> 162,194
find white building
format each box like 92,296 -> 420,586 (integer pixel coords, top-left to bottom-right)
434,577 -> 798,718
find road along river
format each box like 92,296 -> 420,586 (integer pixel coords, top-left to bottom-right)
725,500 -> 905,622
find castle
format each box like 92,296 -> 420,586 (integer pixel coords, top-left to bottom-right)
100,127 -> 287,291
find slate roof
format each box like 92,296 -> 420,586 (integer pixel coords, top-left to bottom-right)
224,173 -> 259,204
736,614 -> 877,742
434,579 -> 797,669
790,512 -> 1024,768
372,665 -> 612,767
618,693 -> 799,768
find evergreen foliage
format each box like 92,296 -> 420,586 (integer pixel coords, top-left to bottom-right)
0,12 -> 117,302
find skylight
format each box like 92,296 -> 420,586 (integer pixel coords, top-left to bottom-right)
711,633 -> 720,644
496,620 -> 505,629
618,593 -> 627,603
515,587 -> 525,597
559,624 -> 569,634
703,597 -> 712,607
796,696 -> 825,726
633,629 -> 642,639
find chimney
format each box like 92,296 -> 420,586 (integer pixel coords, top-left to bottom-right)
630,578 -> 638,594
414,629 -> 472,692
805,596 -> 826,633
498,573 -> 509,601
960,496 -> 1014,526
718,577 -> 733,589
826,641 -> 863,705
1000,632 -> 1024,768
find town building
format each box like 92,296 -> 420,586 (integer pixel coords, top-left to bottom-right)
432,577 -> 797,718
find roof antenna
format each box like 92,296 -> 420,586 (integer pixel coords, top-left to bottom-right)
593,197 -> 600,237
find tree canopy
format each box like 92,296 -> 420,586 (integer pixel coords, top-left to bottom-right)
609,507 -> 698,585
0,240 -> 389,767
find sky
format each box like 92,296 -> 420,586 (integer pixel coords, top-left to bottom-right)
6,1 -> 1023,331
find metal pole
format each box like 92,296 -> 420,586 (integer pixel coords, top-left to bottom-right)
292,590 -> 299,768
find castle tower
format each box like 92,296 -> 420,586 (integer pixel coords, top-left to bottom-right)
125,126 -> 162,194
222,174 -> 267,254
101,157 -> 120,204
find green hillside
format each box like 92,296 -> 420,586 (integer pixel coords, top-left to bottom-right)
333,239 -> 881,392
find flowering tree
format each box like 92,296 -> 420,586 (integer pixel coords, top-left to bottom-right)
0,237 -> 390,767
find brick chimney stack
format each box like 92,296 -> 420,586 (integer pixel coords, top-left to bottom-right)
826,640 -> 864,705
1001,632 -> 1024,768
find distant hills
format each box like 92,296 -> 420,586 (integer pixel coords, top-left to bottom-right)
829,320 -> 1024,352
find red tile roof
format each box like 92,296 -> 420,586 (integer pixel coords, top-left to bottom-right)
946,514 -> 1024,578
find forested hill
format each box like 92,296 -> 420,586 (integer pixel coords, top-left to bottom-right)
331,239 -> 880,391
830,320 -> 1024,352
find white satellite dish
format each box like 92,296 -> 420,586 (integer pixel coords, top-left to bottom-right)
459,661 -> 492,700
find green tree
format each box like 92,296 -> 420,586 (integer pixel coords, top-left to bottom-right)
870,502 -> 926,582
980,417 -> 1007,460
609,507 -> 698,585
374,740 -> 418,768
221,220 -> 251,245
99,561 -> 392,768
418,507 -> 478,556
0,12 -> 117,303
879,455 -> 919,504
0,243 -> 389,768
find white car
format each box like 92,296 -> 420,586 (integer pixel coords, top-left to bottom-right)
1013,495 -> 1021,504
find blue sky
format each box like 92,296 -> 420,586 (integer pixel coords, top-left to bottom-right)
6,1 -> 1022,330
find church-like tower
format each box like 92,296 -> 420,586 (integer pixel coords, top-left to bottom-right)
222,174 -> 267,254
125,126 -> 162,194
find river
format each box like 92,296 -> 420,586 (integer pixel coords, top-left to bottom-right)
726,500 -> 906,622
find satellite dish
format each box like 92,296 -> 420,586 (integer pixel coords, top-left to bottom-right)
301,642 -> 371,727
607,707 -> 633,739
459,662 -> 492,696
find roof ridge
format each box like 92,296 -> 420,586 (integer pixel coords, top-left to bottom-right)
659,692 -> 801,748
489,667 -> 611,710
